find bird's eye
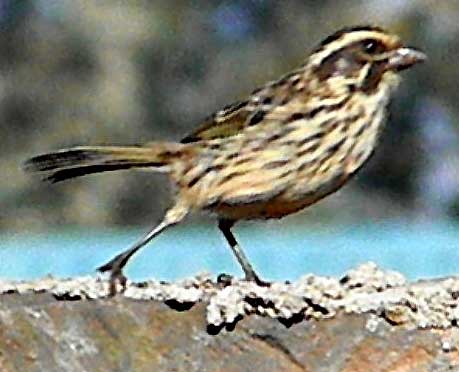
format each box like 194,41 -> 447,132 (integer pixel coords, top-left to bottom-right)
363,40 -> 381,54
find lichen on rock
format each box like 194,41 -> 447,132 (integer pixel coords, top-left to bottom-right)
2,262 -> 459,331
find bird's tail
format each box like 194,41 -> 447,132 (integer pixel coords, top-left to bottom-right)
23,142 -> 187,183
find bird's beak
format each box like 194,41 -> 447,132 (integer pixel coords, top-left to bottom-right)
387,47 -> 426,71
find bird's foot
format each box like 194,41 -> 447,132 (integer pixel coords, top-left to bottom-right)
247,273 -> 271,287
97,260 -> 128,296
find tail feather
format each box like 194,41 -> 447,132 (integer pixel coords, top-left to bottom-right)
23,143 -> 184,183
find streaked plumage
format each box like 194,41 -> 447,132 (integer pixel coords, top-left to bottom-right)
23,25 -> 425,293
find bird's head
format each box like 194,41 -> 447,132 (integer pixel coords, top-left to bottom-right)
309,26 -> 426,93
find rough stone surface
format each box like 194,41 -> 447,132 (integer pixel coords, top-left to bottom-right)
1,263 -> 459,371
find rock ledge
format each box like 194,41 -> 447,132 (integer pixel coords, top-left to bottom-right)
1,262 -> 459,371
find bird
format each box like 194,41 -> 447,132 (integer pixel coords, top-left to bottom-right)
23,25 -> 425,294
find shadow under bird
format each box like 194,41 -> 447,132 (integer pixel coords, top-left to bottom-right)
23,25 -> 425,294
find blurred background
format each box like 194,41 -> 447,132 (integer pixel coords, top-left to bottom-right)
1,0 -> 459,281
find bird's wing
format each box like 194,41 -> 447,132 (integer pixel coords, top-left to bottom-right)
180,100 -> 252,143
180,69 -> 305,144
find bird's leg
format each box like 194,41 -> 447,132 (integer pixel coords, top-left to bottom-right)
97,204 -> 188,296
218,219 -> 269,286
97,221 -> 170,295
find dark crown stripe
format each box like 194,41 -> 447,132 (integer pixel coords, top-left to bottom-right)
317,25 -> 385,48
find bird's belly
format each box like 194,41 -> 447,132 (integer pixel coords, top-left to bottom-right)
209,169 -> 350,220
212,195 -> 321,220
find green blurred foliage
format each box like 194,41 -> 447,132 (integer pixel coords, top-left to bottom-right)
1,0 -> 458,231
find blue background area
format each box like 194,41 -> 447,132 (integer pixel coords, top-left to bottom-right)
2,221 -> 458,282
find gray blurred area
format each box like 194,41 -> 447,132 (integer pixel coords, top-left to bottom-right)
2,0 -> 459,231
